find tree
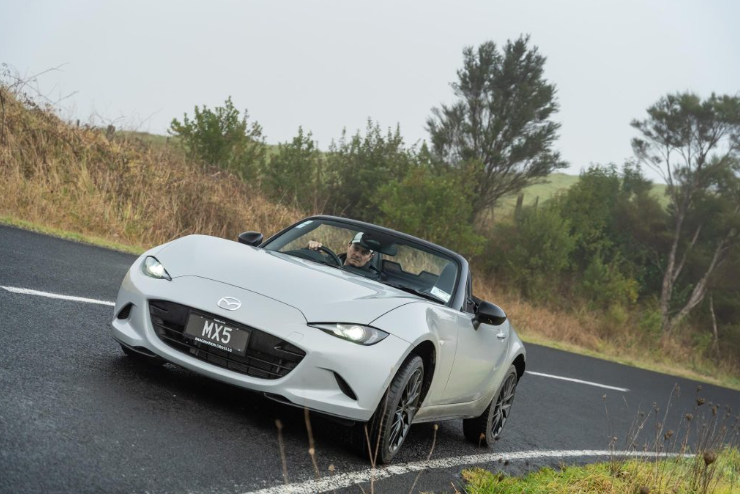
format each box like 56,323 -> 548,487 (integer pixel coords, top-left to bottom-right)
376,165 -> 484,256
631,92 -> 740,331
555,164 -> 650,308
557,165 -> 623,265
426,36 -> 567,222
262,127 -> 325,212
325,120 -> 415,221
485,206 -> 576,299
169,97 -> 266,179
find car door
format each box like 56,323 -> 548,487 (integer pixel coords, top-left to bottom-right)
440,277 -> 510,404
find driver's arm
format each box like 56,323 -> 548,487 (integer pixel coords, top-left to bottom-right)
307,240 -> 323,250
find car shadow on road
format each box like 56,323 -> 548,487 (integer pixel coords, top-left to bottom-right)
102,350 -> 485,469
103,353 -> 376,464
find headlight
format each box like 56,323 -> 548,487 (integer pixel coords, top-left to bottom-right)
142,256 -> 172,280
310,323 -> 389,345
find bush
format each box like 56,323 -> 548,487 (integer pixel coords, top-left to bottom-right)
639,307 -> 664,342
556,165 -> 621,264
324,121 -> 414,221
376,166 -> 483,256
486,206 -> 576,299
169,96 -> 266,179
262,127 -> 325,212
580,255 -> 639,309
601,304 -> 630,339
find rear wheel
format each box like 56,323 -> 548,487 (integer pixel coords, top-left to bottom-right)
463,365 -> 518,446
353,355 -> 424,464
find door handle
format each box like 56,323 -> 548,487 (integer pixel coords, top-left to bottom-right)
496,332 -> 506,340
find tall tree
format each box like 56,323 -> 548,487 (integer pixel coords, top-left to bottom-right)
426,36 -> 566,221
631,92 -> 740,331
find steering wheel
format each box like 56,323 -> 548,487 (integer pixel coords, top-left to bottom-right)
315,245 -> 342,266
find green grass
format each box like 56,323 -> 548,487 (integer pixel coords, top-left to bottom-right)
496,172 -> 670,216
463,448 -> 740,494
0,215 -> 145,255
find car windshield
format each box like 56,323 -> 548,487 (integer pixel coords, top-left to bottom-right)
263,219 -> 459,304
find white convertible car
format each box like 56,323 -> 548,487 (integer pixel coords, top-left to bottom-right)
111,216 -> 526,463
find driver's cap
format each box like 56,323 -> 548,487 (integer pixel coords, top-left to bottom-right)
351,232 -> 373,253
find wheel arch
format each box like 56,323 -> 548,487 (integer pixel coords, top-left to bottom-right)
513,352 -> 526,381
409,340 -> 436,406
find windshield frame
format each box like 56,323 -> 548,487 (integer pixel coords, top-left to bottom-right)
261,215 -> 469,309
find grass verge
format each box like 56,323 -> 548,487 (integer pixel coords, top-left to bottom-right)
517,332 -> 740,392
462,447 -> 740,494
3,212 -> 740,391
0,214 -> 144,255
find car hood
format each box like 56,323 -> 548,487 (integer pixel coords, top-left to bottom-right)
155,235 -> 421,324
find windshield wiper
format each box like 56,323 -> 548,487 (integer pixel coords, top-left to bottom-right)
382,282 -> 444,303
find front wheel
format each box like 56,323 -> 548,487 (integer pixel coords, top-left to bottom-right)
463,365 -> 518,446
354,355 -> 424,464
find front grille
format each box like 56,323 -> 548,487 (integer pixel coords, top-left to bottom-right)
148,300 -> 305,379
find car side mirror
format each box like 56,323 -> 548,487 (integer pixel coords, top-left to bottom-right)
473,301 -> 507,329
238,231 -> 263,246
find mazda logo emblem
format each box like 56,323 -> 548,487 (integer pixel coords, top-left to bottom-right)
217,297 -> 241,311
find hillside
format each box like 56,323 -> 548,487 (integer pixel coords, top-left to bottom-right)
2,87 -> 737,390
118,130 -> 671,214
498,172 -> 669,212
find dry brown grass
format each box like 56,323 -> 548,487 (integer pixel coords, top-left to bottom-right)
475,280 -> 604,350
474,277 -> 740,388
2,84 -> 738,389
0,87 -> 301,250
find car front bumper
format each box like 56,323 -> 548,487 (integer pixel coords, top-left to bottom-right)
110,262 -> 410,422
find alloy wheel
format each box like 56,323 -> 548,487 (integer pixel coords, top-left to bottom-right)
388,367 -> 423,453
490,373 -> 517,438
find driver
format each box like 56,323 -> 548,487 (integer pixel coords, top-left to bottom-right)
307,232 -> 375,270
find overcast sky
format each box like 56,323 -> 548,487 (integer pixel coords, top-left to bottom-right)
2,0 -> 739,180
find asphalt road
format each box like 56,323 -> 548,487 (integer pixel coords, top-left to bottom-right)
1,225 -> 739,494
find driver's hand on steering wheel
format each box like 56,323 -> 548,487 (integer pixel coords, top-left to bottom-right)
307,240 -> 323,250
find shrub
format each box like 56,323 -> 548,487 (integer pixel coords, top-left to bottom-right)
486,206 -> 576,299
324,121 -> 415,221
376,166 -> 484,256
639,306 -> 664,342
169,96 -> 266,179
580,255 -> 639,309
262,127 -> 325,213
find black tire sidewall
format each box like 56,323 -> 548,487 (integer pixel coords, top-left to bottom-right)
374,355 -> 424,464
485,365 -> 518,444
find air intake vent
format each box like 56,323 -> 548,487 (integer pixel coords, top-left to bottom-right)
116,303 -> 133,320
334,372 -> 357,400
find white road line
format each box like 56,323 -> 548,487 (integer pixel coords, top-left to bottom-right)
1,285 -> 115,307
1,285 -> 631,393
526,371 -> 630,392
244,449 -> 679,494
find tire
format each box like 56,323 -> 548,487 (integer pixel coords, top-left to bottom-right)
120,344 -> 165,366
353,355 -> 424,464
463,364 -> 518,447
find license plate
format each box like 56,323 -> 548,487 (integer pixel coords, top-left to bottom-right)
183,313 -> 250,357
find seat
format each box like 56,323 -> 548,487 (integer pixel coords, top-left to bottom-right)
432,262 -> 457,296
